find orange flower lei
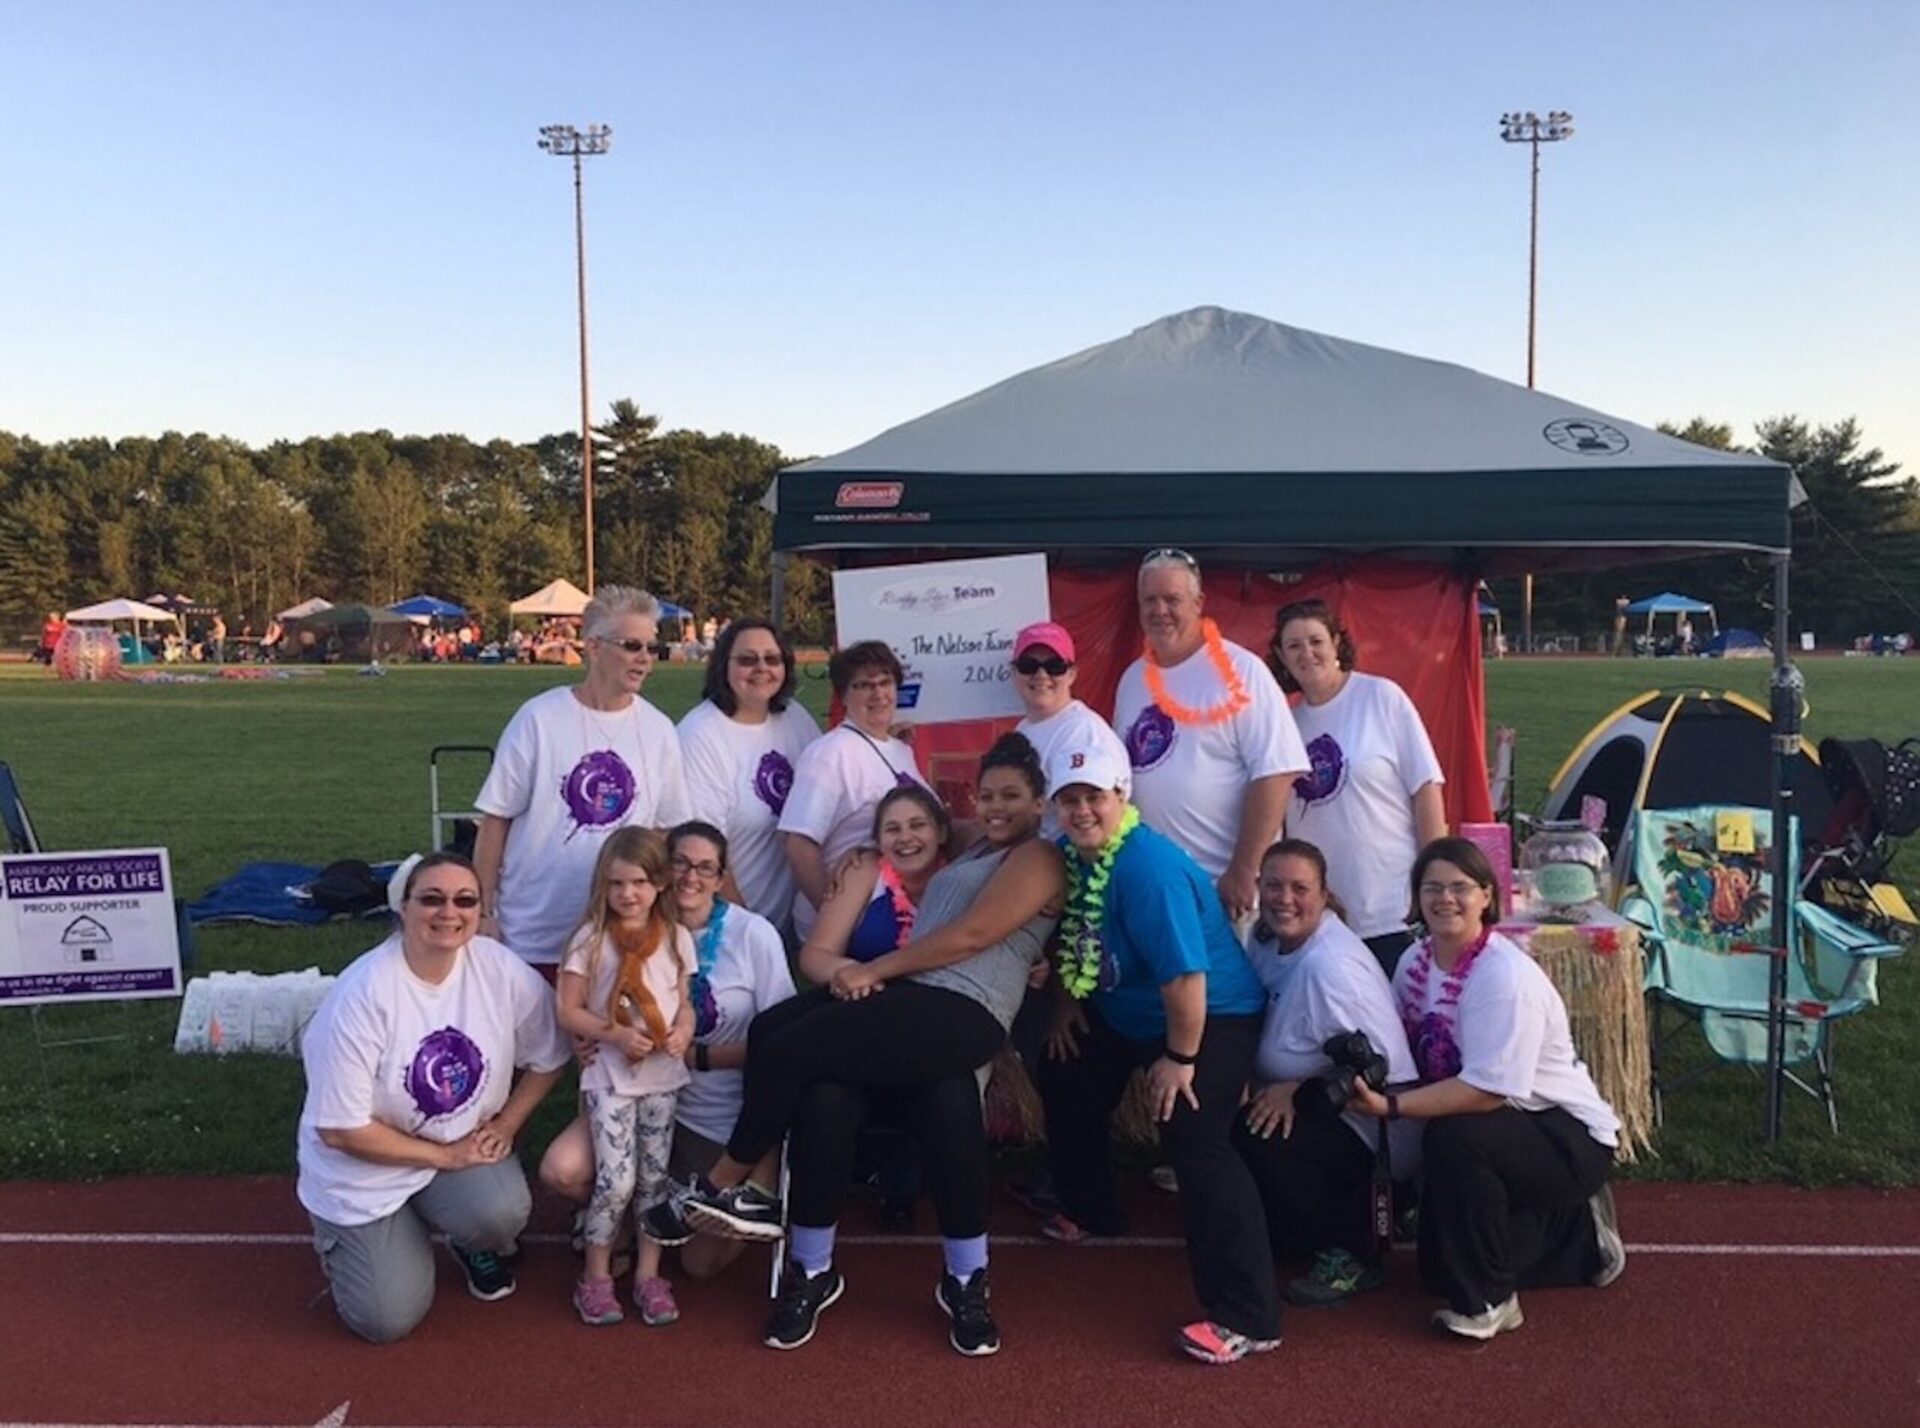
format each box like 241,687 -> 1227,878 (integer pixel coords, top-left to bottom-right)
1143,619 -> 1251,728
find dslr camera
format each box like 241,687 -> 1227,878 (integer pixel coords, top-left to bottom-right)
1294,1029 -> 1392,1121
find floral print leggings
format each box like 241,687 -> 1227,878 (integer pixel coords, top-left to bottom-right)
583,1089 -> 678,1247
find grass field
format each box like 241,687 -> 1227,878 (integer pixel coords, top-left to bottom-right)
2,656 -> 1915,1185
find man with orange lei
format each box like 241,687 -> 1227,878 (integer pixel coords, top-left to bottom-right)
1112,549 -> 1307,922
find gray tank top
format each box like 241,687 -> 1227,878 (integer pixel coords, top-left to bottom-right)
911,842 -> 1058,1032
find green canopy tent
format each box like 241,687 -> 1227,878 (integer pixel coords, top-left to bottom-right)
765,305 -> 1809,1140
298,603 -> 416,663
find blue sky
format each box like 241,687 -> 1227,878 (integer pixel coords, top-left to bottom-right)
5,1 -> 1915,475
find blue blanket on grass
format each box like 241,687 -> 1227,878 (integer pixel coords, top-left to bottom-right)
187,861 -> 401,926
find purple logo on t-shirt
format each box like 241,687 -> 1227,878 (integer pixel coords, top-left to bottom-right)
1296,733 -> 1347,805
690,973 -> 720,1039
753,750 -> 795,814
561,749 -> 636,835
405,1025 -> 487,1119
1124,704 -> 1176,771
1409,1012 -> 1463,1084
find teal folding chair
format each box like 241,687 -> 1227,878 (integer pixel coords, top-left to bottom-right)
1621,804 -> 1900,1132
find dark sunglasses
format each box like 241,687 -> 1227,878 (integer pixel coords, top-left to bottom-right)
597,637 -> 652,654
1014,655 -> 1072,677
413,891 -> 482,909
731,652 -> 785,668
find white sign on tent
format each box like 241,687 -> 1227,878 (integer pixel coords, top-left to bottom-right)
832,554 -> 1050,723
0,848 -> 182,1006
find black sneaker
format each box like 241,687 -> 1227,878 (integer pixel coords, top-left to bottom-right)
684,1181 -> 785,1242
643,1197 -> 694,1247
1006,1170 -> 1060,1216
764,1262 -> 845,1350
451,1243 -> 517,1302
935,1270 -> 1000,1357
1281,1247 -> 1385,1308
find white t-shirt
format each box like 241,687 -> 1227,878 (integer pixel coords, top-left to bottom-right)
677,903 -> 796,1144
677,700 -> 822,928
561,922 -> 697,1098
1113,636 -> 1308,877
1016,698 -> 1130,838
776,723 -> 932,936
1243,911 -> 1422,1166
1288,672 -> 1445,938
1393,932 -> 1621,1148
296,934 -> 571,1227
475,685 -> 692,964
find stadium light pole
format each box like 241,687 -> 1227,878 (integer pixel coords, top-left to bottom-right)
1500,109 -> 1575,653
538,123 -> 613,594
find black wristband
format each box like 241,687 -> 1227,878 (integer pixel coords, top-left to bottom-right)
1164,1047 -> 1199,1066
694,1043 -> 711,1073
1386,1093 -> 1401,1121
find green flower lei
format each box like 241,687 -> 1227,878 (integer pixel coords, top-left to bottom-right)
1055,804 -> 1142,1000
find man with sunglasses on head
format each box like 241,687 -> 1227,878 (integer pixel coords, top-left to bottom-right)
473,585 -> 692,969
1114,550 -> 1307,925
1009,621 -> 1128,839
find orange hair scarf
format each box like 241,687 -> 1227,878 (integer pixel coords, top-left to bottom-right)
610,913 -> 672,1047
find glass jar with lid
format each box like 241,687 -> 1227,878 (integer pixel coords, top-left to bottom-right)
1518,819 -> 1610,923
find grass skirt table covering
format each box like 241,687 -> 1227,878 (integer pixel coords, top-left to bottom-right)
1496,907 -> 1656,1163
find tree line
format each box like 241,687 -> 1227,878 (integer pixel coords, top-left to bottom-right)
2,404 -> 1913,649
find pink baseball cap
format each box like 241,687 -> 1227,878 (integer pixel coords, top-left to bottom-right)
1013,621 -> 1075,663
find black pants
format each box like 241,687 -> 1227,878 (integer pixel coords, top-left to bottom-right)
1362,929 -> 1415,981
1037,1003 -> 1279,1340
1418,1106 -> 1612,1313
728,983 -> 1005,1168
1233,1104 -> 1377,1263
789,1074 -> 986,1236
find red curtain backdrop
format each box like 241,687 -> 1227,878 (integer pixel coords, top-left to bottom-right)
906,556 -> 1492,828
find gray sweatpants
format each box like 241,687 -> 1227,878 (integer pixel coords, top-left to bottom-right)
309,1158 -> 530,1343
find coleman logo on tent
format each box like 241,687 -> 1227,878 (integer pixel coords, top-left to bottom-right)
1543,418 -> 1629,456
836,481 -> 905,508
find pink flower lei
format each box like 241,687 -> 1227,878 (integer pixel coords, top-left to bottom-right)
876,860 -> 920,949
1398,925 -> 1492,1084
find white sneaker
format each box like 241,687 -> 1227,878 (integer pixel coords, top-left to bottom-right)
1433,1294 -> 1524,1341
1590,1184 -> 1627,1287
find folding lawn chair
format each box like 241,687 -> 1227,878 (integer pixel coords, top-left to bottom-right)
1,760 -> 43,854
1621,804 -> 1901,1132
428,745 -> 493,855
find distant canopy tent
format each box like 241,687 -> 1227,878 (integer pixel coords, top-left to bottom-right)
1625,591 -> 1719,640
766,306 -> 1798,832
509,578 -> 591,618
298,603 -> 415,662
658,600 -> 694,622
390,595 -> 468,623
65,598 -> 183,628
277,597 -> 333,622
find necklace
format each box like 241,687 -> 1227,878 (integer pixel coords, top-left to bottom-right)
1398,925 -> 1491,1083
1142,619 -> 1250,728
689,899 -> 727,1038
1055,805 -> 1142,999
876,861 -> 920,948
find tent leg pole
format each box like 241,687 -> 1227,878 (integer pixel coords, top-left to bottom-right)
771,551 -> 790,630
1764,552 -> 1800,1144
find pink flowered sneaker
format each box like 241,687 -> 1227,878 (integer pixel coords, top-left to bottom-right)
1178,1319 -> 1281,1365
572,1273 -> 623,1326
635,1275 -> 680,1326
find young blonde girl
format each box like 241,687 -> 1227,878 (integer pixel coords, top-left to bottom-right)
556,827 -> 697,1326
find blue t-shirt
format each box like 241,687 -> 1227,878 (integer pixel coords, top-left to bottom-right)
1085,823 -> 1267,1041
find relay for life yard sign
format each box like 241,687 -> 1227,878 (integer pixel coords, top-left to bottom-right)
0,848 -> 182,1005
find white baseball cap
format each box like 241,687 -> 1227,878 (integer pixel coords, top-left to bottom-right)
1046,743 -> 1131,797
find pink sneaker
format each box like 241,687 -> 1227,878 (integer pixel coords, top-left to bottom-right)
635,1275 -> 680,1326
572,1274 -> 623,1326
1178,1319 -> 1281,1365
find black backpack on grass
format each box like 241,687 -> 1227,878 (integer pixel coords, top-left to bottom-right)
309,860 -> 385,918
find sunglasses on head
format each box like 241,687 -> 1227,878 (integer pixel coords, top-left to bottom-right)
1141,546 -> 1200,574
413,891 -> 482,909
1014,654 -> 1072,677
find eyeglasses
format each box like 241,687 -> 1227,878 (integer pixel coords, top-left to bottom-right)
596,637 -> 652,654
847,677 -> 896,694
1419,880 -> 1484,901
1014,655 -> 1072,677
1141,547 -> 1200,574
670,854 -> 723,881
413,891 -> 482,909
731,652 -> 785,668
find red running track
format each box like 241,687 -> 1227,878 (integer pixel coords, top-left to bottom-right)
3,1177 -> 1918,1428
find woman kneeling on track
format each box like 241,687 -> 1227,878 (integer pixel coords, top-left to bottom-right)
296,852 -> 570,1343
1235,839 -> 1420,1309
681,733 -> 1063,1357
1346,837 -> 1626,1342
1034,744 -> 1279,1366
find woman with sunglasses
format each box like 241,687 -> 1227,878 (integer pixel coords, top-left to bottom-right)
297,852 -> 571,1343
1347,838 -> 1624,1342
1268,598 -> 1446,978
677,619 -> 821,931
779,639 -> 933,937
473,585 -> 692,969
1009,620 -> 1130,837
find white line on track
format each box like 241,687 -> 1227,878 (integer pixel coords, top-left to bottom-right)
2,1230 -> 1918,1256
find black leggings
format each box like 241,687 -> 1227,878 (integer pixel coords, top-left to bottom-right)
1233,1104 -> 1378,1263
728,983 -> 1006,1168
789,1075 -> 987,1235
